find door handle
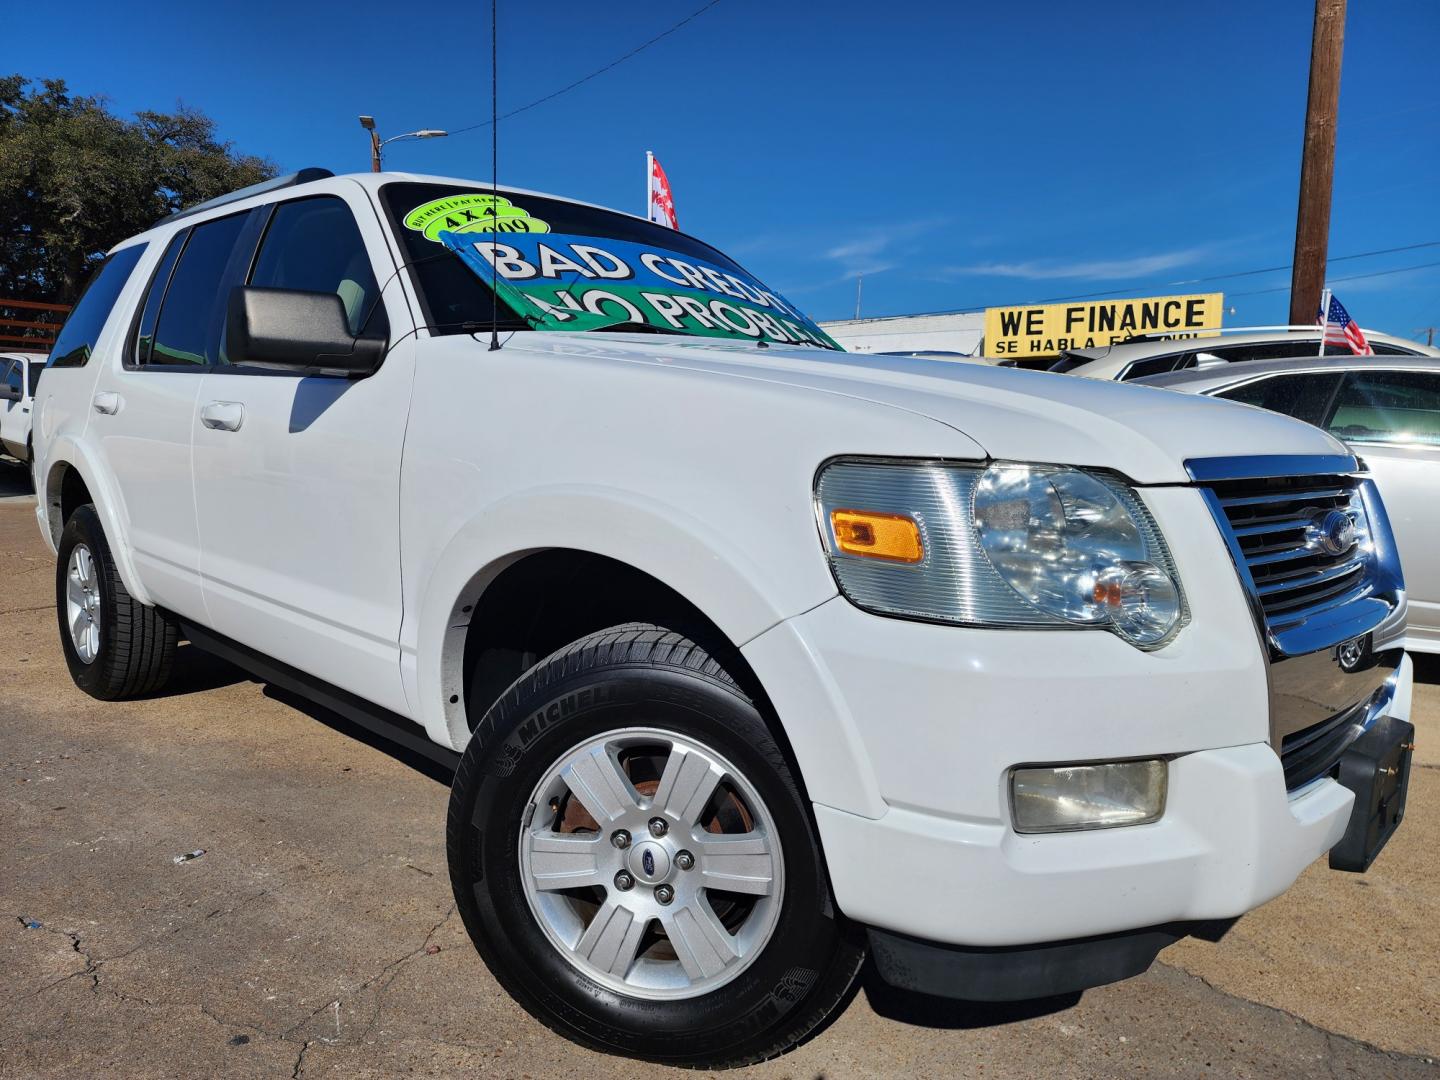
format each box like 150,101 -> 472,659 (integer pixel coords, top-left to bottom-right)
200,401 -> 245,432
92,392 -> 122,416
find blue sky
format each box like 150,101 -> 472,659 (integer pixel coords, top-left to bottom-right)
13,0 -> 1439,340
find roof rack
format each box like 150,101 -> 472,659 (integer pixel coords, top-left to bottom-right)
154,168 -> 335,227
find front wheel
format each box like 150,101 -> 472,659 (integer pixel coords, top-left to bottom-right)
447,624 -> 864,1068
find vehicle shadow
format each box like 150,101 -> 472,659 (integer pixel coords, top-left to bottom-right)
0,459 -> 33,498
262,683 -> 457,787
153,642 -> 252,697
1412,653 -> 1440,685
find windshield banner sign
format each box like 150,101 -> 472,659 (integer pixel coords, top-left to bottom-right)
438,230 -> 840,349
983,292 -> 1224,358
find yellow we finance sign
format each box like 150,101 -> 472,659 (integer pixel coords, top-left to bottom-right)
984,293 -> 1224,358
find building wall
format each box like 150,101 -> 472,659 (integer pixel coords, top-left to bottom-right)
820,313 -> 986,357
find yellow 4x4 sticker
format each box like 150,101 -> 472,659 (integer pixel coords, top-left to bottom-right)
404,193 -> 550,242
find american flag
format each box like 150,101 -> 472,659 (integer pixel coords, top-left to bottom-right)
1317,293 -> 1374,356
648,152 -> 679,230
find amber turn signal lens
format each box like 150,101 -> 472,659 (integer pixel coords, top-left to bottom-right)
830,509 -> 924,563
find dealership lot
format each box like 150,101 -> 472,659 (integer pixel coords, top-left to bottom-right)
0,478 -> 1435,1078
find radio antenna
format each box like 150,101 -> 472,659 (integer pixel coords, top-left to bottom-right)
488,0 -> 502,351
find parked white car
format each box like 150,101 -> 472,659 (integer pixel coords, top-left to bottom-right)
0,351 -> 43,463
1051,327 -> 1439,382
29,170 -> 1416,1068
1138,355 -> 1440,654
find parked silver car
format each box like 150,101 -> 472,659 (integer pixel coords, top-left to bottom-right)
1051,327 -> 1439,382
1138,355 -> 1439,653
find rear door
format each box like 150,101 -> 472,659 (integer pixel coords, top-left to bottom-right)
192,188 -> 416,715
89,210 -> 263,619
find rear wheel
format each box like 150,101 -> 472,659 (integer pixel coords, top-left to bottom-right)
56,505 -> 177,700
447,623 -> 864,1067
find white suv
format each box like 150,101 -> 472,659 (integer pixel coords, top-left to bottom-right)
1,351 -> 42,464
29,169 -> 1416,1067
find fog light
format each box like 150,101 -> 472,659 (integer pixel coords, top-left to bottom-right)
1010,759 -> 1167,834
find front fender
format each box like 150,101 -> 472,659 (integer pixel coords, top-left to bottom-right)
407,483 -> 840,750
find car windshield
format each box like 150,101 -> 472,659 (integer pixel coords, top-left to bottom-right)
380,182 -> 839,349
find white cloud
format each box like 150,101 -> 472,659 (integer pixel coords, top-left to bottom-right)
946,247 -> 1208,281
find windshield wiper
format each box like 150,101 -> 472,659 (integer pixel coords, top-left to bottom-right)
581,320 -> 831,349
583,321 -> 687,337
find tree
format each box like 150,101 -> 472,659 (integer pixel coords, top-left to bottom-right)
0,75 -> 277,304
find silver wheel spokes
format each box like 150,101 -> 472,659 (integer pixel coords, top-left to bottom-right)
519,728 -> 784,1000
65,545 -> 101,664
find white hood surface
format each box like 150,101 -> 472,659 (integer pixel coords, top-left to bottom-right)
509,334 -> 1350,484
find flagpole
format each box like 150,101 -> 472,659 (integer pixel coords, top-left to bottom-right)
1317,286 -> 1331,356
645,150 -> 653,220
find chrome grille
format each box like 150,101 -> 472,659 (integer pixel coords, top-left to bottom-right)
1205,473 -> 1368,633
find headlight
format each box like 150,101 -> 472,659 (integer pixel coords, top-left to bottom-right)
815,458 -> 1187,649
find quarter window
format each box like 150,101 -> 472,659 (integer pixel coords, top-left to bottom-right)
1216,372 -> 1343,426
47,245 -> 147,369
1325,370 -> 1440,446
249,197 -> 387,337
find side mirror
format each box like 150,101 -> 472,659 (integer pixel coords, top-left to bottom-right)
226,286 -> 386,376
0,382 -> 18,402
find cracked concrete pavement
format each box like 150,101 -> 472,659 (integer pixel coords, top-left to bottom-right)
1,470 -> 1437,1078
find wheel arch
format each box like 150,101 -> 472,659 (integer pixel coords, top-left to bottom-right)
407,487 -> 884,815
42,443 -> 154,606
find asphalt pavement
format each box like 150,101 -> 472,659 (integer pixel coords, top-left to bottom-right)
1,472 -> 1436,1078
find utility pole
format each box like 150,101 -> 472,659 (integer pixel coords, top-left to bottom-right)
1418,327 -> 1437,347
1288,0 -> 1347,325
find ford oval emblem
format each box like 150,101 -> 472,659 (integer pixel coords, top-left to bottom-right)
642,849 -> 655,877
1307,509 -> 1357,557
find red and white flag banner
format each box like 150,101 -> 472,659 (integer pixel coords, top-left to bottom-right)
647,151 -> 679,230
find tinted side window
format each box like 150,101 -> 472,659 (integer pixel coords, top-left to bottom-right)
1120,354 -> 1185,381
27,360 -> 41,396
1371,343 -> 1418,356
1326,370 -> 1440,446
1,359 -> 18,392
249,197 -> 388,338
1217,372 -> 1342,426
47,245 -> 147,369
1210,342 -> 1322,364
150,213 -> 250,367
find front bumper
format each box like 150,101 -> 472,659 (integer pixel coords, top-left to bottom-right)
745,585 -> 1412,948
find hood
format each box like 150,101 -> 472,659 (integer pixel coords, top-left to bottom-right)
501,333 -> 1351,484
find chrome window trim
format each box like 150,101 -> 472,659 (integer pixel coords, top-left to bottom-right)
1184,453 -> 1358,483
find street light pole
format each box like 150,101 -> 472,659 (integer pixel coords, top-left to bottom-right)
358,116 -> 448,173
359,115 -> 381,173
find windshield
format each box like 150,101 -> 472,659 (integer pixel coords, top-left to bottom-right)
381,182 -> 839,349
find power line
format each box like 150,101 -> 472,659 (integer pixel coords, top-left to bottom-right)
447,1 -> 723,137
1228,259 -> 1440,298
867,240 -> 1440,321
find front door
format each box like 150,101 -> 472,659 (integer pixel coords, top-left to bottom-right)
192,189 -> 416,715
